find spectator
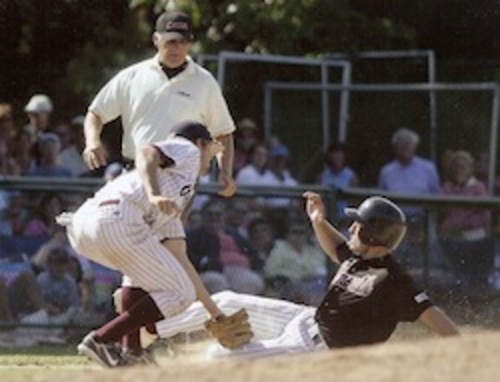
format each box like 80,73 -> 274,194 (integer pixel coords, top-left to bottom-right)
264,143 -> 298,207
475,148 -> 500,196
377,128 -> 441,269
224,198 -> 252,239
233,118 -> 261,176
318,141 -> 358,226
27,133 -> 72,177
439,150 -> 494,296
10,129 -> 35,175
0,192 -> 25,236
5,270 -> 45,322
264,219 -> 327,305
23,192 -> 67,238
247,217 -> 276,267
0,139 -> 18,176
0,102 -> 16,144
378,127 -> 441,208
37,246 -> 80,324
23,94 -> 53,144
55,118 -> 87,177
0,103 -> 18,175
185,209 -> 203,232
235,143 -> 269,186
187,199 -> 265,294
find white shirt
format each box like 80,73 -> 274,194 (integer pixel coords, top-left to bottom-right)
95,137 -> 199,232
235,165 -> 270,185
89,56 -> 235,159
57,146 -> 87,177
236,166 -> 297,207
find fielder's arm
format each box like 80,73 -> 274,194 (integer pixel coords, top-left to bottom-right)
83,111 -> 107,169
214,133 -> 236,197
162,239 -> 223,319
303,191 -> 347,263
418,306 -> 460,336
136,145 -> 179,215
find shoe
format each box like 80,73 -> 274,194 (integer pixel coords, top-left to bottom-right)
119,347 -> 158,367
77,331 -> 122,368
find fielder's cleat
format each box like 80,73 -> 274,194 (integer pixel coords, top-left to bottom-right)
77,331 -> 122,368
119,347 -> 158,367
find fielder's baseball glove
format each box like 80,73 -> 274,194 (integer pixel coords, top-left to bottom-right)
204,308 -> 253,350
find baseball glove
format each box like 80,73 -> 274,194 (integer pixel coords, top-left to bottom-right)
204,308 -> 253,350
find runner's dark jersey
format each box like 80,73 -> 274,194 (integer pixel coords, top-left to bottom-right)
315,243 -> 433,348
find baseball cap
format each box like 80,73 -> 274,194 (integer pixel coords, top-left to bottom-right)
155,10 -> 193,41
269,144 -> 290,158
24,94 -> 53,113
105,162 -> 124,180
172,121 -> 212,142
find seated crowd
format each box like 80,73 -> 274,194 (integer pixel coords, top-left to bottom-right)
0,95 -> 498,345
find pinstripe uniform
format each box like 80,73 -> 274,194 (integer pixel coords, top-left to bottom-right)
67,137 -> 200,317
155,290 -> 326,358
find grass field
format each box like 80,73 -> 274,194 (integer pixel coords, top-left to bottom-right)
1,330 -> 500,382
0,344 -> 91,381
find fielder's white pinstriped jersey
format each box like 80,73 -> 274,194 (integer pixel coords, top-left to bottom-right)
95,136 -> 198,238
155,291 -> 326,359
66,137 -> 201,318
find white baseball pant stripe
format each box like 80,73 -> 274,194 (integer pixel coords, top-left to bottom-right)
155,290 -> 327,358
67,198 -> 196,318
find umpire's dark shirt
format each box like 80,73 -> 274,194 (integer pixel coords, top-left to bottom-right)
315,243 -> 433,348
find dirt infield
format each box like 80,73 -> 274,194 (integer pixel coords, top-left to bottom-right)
17,329 -> 499,382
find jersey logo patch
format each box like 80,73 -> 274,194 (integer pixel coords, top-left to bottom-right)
180,185 -> 192,196
331,259 -> 388,297
414,292 -> 429,304
177,91 -> 191,98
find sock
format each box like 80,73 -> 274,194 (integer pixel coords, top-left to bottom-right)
121,287 -> 148,352
95,293 -> 164,344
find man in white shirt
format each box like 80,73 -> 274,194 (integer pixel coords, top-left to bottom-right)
83,10 -> 236,197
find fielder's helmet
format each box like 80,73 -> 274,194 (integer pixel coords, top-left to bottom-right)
344,196 -> 407,251
172,121 -> 212,143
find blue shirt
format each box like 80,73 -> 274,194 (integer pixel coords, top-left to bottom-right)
320,166 -> 357,221
27,165 -> 72,178
378,156 -> 441,217
37,271 -> 80,310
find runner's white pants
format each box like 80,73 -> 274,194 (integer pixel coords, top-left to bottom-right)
66,198 -> 195,318
155,290 -> 327,358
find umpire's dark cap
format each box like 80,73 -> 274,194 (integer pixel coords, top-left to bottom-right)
172,121 -> 212,143
156,10 -> 193,41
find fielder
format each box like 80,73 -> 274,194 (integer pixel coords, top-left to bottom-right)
81,10 -> 237,359
150,193 -> 460,358
60,122 -> 251,368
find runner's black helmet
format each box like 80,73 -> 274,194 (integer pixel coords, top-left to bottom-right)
344,196 -> 407,250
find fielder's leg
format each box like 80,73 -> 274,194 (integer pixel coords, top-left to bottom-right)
155,290 -> 310,341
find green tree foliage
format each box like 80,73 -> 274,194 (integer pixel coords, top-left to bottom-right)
2,0 -> 498,122
0,0 -> 143,118
172,0 -> 415,55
